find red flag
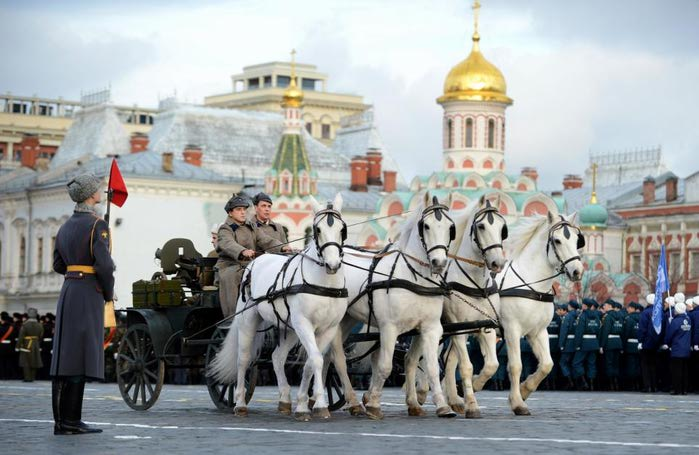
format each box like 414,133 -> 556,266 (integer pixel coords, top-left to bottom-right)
108,158 -> 128,207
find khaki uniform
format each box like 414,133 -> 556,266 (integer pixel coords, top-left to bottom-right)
18,319 -> 44,381
216,216 -> 284,317
252,217 -> 288,245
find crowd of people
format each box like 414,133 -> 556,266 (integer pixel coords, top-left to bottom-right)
0,310 -> 55,382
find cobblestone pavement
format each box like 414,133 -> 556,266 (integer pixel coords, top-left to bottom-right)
1,381 -> 699,454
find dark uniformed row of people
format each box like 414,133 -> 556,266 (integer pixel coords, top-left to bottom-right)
0,310 -> 55,381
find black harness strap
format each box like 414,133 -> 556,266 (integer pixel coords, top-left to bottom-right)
448,280 -> 498,299
498,288 -> 555,302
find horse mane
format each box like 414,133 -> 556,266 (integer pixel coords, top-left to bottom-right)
504,214 -> 548,259
448,198 -> 482,254
394,201 -> 424,250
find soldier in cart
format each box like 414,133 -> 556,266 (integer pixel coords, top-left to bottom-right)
251,192 -> 288,244
216,195 -> 289,318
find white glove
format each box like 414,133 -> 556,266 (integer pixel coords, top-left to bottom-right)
599,348 -> 604,354
694,345 -> 699,351
661,344 -> 669,350
638,343 -> 642,350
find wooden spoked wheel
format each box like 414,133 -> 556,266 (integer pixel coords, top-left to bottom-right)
116,323 -> 165,410
205,325 -> 257,411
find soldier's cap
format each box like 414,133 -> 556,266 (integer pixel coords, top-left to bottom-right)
582,298 -> 597,308
224,195 -> 250,213
0,313 -> 10,322
675,302 -> 687,315
67,173 -> 101,203
567,300 -> 581,310
252,192 -> 273,205
630,302 -> 644,311
557,303 -> 569,311
27,308 -> 38,319
612,301 -> 623,310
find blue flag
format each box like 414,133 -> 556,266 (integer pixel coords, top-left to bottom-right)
652,244 -> 669,334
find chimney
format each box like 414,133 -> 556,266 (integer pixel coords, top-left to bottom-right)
562,174 -> 584,190
643,176 -> 656,205
130,133 -> 149,153
366,150 -> 383,186
521,166 -> 539,183
665,176 -> 678,203
162,152 -> 174,173
20,134 -> 40,168
350,155 -> 368,192
383,170 -> 397,193
183,144 -> 203,167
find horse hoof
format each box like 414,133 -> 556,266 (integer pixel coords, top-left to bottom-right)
234,406 -> 248,417
313,407 -> 331,419
436,406 -> 457,418
450,403 -> 466,414
278,402 -> 292,415
365,406 -> 384,420
408,406 -> 427,417
417,391 -> 428,406
464,408 -> 482,419
294,412 -> 312,422
309,399 -> 316,409
513,406 -> 531,416
362,392 -> 369,406
348,404 -> 365,416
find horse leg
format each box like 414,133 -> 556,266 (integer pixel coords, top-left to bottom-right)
364,326 -> 399,420
404,336 -> 427,416
271,330 -> 298,415
452,334 -> 480,417
308,326 -> 340,419
505,328 -> 529,416
473,329 -> 499,392
328,321 -> 363,415
421,324 -> 456,418
520,330 -> 554,401
233,312 -> 262,416
415,358 -> 429,406
292,317 -> 329,420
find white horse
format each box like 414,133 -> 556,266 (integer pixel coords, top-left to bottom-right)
409,196 -> 508,418
208,194 -> 347,420
498,212 -> 584,415
328,192 -> 457,419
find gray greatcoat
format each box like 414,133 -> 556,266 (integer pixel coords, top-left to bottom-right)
51,210 -> 115,380
216,216 -> 283,317
18,320 -> 44,369
252,217 -> 288,245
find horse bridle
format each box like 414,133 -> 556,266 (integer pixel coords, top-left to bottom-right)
313,204 -> 347,261
546,216 -> 585,278
417,197 -> 456,256
469,203 -> 508,257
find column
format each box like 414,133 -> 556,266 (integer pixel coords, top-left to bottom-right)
679,222 -> 687,292
640,225 -> 647,278
5,142 -> 13,163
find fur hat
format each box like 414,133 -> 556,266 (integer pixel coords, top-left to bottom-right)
675,302 -> 687,315
27,308 -> 38,319
646,293 -> 656,305
252,192 -> 273,205
224,195 -> 250,213
67,173 -> 101,203
674,292 -> 686,304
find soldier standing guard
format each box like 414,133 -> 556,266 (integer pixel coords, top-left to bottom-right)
216,195 -> 288,318
599,300 -> 625,390
51,173 -> 114,435
252,192 -> 288,244
17,308 -> 44,382
558,300 -> 578,390
572,298 -> 602,390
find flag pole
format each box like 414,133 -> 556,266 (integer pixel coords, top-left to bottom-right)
105,160 -> 114,226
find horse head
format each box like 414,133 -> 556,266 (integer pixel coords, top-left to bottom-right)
545,212 -> 585,282
467,195 -> 508,273
309,193 -> 346,275
417,192 -> 455,275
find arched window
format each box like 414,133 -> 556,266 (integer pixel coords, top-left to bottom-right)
462,159 -> 474,169
487,119 -> 495,149
483,159 -> 493,169
465,118 -> 473,148
36,236 -> 43,273
19,235 -> 26,275
446,118 -> 453,149
446,158 -> 454,169
387,201 -> 403,216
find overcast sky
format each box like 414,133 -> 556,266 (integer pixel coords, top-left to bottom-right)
1,0 -> 698,189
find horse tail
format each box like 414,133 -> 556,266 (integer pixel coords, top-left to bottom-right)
208,317 -> 240,383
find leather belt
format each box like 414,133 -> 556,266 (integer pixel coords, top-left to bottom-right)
67,265 -> 96,274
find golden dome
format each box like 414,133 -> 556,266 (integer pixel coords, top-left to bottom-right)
437,37 -> 512,105
282,49 -> 304,108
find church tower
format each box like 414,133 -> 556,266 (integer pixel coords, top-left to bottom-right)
265,50 -> 318,196
437,1 -> 513,175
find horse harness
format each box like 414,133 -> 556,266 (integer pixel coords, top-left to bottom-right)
498,216 -> 585,303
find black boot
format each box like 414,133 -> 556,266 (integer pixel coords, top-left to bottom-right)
59,379 -> 102,435
588,378 -> 595,392
576,377 -> 589,391
52,379 -> 66,435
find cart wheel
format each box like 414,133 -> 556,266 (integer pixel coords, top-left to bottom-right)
116,323 -> 165,410
326,364 -> 346,412
206,325 -> 258,411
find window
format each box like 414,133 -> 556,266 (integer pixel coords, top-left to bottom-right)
648,253 -> 659,277
36,237 -> 43,273
302,78 -> 316,91
19,235 -> 26,275
630,254 -> 641,274
669,252 -> 681,280
277,75 -> 291,88
447,119 -> 453,148
321,124 -> 331,139
305,122 -> 313,135
690,251 -> 699,279
465,118 -> 473,148
263,76 -> 272,88
487,119 -> 495,148
248,78 -> 260,90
